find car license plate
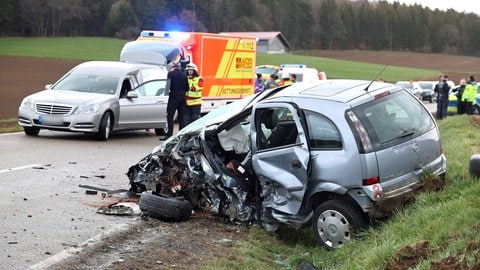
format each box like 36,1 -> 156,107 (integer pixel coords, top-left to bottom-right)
38,115 -> 63,125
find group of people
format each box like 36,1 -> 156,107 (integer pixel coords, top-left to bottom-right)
452,75 -> 478,115
254,72 -> 297,94
159,62 -> 203,140
435,74 -> 478,120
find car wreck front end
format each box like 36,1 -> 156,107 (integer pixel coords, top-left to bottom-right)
126,89 -> 280,223
127,123 -> 257,223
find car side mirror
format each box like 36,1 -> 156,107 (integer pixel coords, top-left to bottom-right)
126,91 -> 138,99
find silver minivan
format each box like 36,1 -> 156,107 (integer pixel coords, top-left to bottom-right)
128,79 -> 447,249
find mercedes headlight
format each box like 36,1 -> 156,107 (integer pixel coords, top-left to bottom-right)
20,99 -> 34,111
74,103 -> 100,115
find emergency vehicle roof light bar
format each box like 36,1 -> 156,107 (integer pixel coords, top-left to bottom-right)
280,64 -> 307,68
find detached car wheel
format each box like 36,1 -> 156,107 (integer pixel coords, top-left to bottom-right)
139,191 -> 193,222
96,112 -> 112,141
312,200 -> 367,249
24,126 -> 40,136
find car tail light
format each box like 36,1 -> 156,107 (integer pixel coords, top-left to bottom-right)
362,176 -> 379,186
346,111 -> 373,152
374,92 -> 390,99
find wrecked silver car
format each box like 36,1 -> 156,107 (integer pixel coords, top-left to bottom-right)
127,80 -> 447,249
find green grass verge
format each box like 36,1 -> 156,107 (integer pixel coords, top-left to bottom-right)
203,115 -> 480,270
0,118 -> 22,133
0,37 -> 127,60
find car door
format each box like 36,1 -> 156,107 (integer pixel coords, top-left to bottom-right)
118,79 -> 169,129
251,103 -> 310,215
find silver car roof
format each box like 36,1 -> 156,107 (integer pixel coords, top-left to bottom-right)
272,79 -> 402,103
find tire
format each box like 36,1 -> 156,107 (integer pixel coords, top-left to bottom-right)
139,192 -> 193,222
154,127 -> 167,136
312,200 -> 367,249
24,126 -> 40,136
469,154 -> 480,177
96,112 -> 112,141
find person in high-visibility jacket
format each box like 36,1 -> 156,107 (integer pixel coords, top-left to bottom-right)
185,63 -> 203,125
462,75 -> 478,115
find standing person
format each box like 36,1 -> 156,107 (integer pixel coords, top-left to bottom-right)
434,75 -> 450,120
454,78 -> 466,114
265,74 -> 278,90
289,74 -> 297,83
160,63 -> 189,140
281,72 -> 292,86
254,73 -> 265,93
185,63 -> 203,126
462,75 -> 478,115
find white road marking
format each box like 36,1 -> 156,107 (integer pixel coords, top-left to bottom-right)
0,164 -> 46,174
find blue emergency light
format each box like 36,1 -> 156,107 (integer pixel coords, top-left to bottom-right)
280,64 -> 307,68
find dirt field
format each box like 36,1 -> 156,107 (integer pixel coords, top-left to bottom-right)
1,55 -> 82,119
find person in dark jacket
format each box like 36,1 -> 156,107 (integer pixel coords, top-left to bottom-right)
160,63 -> 189,140
434,75 -> 451,120
454,78 -> 466,114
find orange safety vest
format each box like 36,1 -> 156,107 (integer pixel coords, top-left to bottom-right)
186,76 -> 203,106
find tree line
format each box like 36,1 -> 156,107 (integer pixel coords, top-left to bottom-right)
2,0 -> 480,56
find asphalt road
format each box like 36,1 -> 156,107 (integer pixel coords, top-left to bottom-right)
423,100 -> 437,116
0,130 -> 161,270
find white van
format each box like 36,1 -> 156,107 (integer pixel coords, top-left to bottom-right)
279,64 -> 320,83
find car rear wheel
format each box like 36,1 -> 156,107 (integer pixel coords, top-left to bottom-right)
312,200 -> 367,249
24,126 -> 40,136
139,191 -> 193,222
96,112 -> 112,141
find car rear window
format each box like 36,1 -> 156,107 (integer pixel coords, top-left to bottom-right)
351,91 -> 435,149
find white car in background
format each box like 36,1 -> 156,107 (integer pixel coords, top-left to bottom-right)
395,81 -> 422,98
418,81 -> 436,103
18,61 -> 170,140
278,64 -> 320,83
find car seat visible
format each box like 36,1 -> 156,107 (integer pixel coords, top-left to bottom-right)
258,109 -> 278,149
263,109 -> 278,130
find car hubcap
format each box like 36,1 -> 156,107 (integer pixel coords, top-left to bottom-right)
317,210 -> 351,248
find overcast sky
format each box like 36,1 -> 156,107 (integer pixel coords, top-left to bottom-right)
369,0 -> 479,15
